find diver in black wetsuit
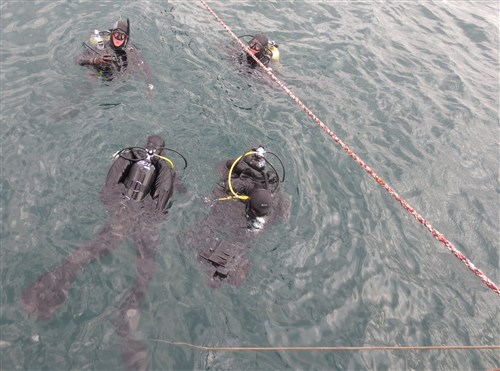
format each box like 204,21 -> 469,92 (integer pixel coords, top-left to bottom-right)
21,135 -> 186,371
75,18 -> 154,92
189,146 -> 289,288
240,33 -> 280,68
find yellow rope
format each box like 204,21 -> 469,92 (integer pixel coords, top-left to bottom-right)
143,339 -> 499,352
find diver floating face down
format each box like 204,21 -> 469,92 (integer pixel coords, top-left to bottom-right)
248,188 -> 273,217
21,134 -> 185,370
145,135 -> 165,156
188,146 -> 289,288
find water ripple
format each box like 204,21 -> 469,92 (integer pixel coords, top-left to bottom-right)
1,1 -> 498,370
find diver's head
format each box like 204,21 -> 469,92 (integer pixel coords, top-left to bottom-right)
248,33 -> 269,57
249,188 -> 273,217
111,18 -> 129,49
145,135 -> 165,156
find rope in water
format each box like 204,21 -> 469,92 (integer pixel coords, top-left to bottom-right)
144,339 -> 500,352
198,0 -> 499,296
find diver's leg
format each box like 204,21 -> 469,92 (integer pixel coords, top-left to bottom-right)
113,227 -> 159,371
120,337 -> 150,371
21,221 -> 124,320
65,221 -> 125,265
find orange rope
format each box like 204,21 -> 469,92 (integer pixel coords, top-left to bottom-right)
144,339 -> 499,352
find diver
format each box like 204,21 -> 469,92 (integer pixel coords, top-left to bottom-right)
75,18 -> 154,93
187,146 -> 289,288
223,146 -> 282,222
239,33 -> 280,68
21,135 -> 187,371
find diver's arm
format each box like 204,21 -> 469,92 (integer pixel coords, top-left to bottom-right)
76,53 -> 113,67
151,161 -> 175,214
260,55 -> 271,67
75,52 -> 96,66
227,158 -> 259,177
226,159 -> 247,176
130,45 -> 154,92
228,176 -> 254,197
140,59 -> 154,90
105,156 -> 133,187
278,193 -> 291,222
267,171 -> 278,184
173,174 -> 187,195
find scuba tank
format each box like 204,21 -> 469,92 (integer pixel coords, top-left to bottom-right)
266,40 -> 280,62
114,141 -> 188,203
88,29 -> 110,50
124,159 -> 156,201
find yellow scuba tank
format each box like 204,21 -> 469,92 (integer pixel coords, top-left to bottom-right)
268,45 -> 280,62
265,40 -> 280,62
88,30 -> 110,50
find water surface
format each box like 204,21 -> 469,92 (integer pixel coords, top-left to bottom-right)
1,1 -> 498,370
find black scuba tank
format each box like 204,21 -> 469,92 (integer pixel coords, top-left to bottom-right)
124,160 -> 156,201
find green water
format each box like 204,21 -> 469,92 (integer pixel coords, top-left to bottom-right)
1,1 -> 498,370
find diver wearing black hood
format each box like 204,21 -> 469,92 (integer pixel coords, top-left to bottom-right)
21,135 -> 186,370
185,146 -> 289,288
76,18 -> 154,92
242,33 -> 280,68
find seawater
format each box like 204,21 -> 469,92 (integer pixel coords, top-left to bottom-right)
1,1 -> 498,370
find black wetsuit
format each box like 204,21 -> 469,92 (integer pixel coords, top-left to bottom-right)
225,153 -> 279,196
245,49 -> 272,68
76,38 -> 152,85
187,155 -> 289,288
22,147 -> 178,370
